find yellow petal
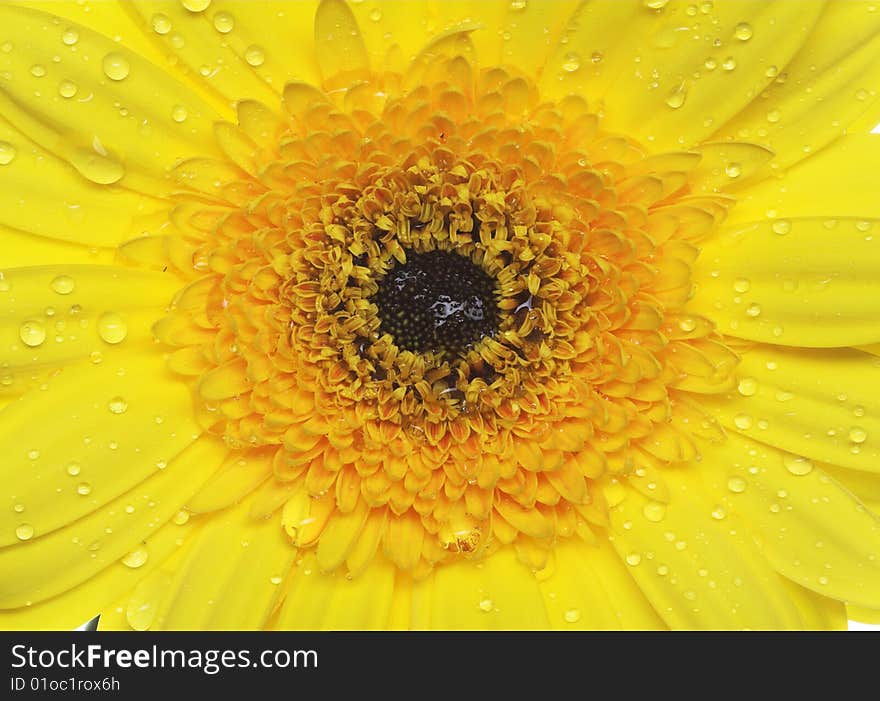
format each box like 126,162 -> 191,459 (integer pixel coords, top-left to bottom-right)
125,0 -> 320,110
700,345 -> 880,474
147,499 -> 295,630
0,4 -> 222,192
0,514 -> 198,630
0,349 -> 203,546
537,538 -> 666,629
0,118 -> 170,249
276,551 -> 395,630
415,546 -> 550,629
541,1 -> 822,152
690,218 -> 880,347
314,0 -> 370,90
0,225 -> 115,269
712,1 -> 880,169
728,134 -> 880,227
0,436 -> 225,608
609,468 -> 810,629
0,265 -> 176,391
186,449 -> 274,514
697,432 -> 880,609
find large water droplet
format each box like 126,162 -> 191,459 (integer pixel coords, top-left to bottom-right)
58,79 -> 78,99
102,52 -> 131,81
642,502 -> 667,522
783,454 -> 813,476
734,22 -> 753,41
97,312 -> 127,344
61,28 -> 79,46
108,396 -> 128,414
727,476 -> 747,493
665,82 -> 688,109
19,320 -> 47,347
182,0 -> 212,11
849,426 -> 868,443
151,13 -> 172,34
562,52 -> 581,72
563,608 -> 582,623
0,141 -> 16,165
122,547 -> 149,568
213,11 -> 235,33
244,45 -> 265,67
15,523 -> 34,541
70,145 -> 125,185
50,275 -> 75,295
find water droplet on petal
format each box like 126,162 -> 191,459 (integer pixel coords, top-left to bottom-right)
727,476 -> 747,493
665,82 -> 688,109
15,523 -> 34,541
849,426 -> 868,443
77,482 -> 92,495
61,28 -> 79,46
19,320 -> 47,347
772,219 -> 792,235
66,462 -> 81,476
58,79 -> 78,98
626,552 -> 642,566
783,454 -> 813,476
97,312 -> 127,344
181,0 -> 212,11
0,141 -> 16,165
151,13 -> 172,34
737,377 -> 758,396
734,22 -> 753,41
563,608 -> 582,623
244,45 -> 265,67
478,598 -> 494,612
733,414 -> 752,430
122,547 -> 149,568
642,502 -> 667,522
50,275 -> 75,295
213,11 -> 235,33
102,52 -> 131,81
562,52 -> 581,72
70,146 -> 125,185
108,396 -> 128,414
171,104 -> 188,123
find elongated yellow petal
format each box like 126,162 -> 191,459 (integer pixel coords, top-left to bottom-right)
411,546 -> 550,629
0,436 -> 225,608
609,469 -> 809,629
690,218 -> 880,347
0,266 -> 177,390
537,538 -> 666,629
0,118 -> 171,249
0,350 -> 202,546
124,1 -> 320,111
713,0 -> 880,169
147,498 -> 295,630
0,516 -> 198,630
0,4 -> 222,192
728,135 -> 880,227
0,225 -> 115,269
700,344 -> 880,474
541,1 -> 822,152
276,552 -> 395,630
697,432 -> 880,609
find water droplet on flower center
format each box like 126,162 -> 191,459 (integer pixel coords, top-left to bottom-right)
372,250 -> 499,358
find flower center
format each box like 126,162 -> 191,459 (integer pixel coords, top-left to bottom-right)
373,248 -> 499,358
143,56 -> 740,576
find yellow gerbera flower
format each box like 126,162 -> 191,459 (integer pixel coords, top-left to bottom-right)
2,0 -> 880,631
